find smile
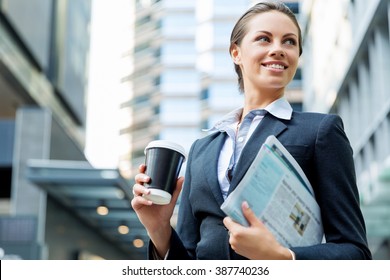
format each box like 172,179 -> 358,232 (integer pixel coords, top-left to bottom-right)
262,63 -> 287,70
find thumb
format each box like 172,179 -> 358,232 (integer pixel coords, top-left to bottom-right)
242,201 -> 261,227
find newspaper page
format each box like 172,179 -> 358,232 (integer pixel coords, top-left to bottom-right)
221,135 -> 324,248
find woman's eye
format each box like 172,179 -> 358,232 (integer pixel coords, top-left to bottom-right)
257,36 -> 270,42
284,38 -> 296,45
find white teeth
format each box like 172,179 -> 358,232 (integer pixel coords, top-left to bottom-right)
265,64 -> 285,69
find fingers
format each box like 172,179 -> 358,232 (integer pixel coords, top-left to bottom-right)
223,201 -> 260,230
223,215 -> 242,234
223,201 -> 264,235
132,165 -> 151,203
135,171 -> 150,184
132,183 -> 150,197
138,164 -> 146,173
133,171 -> 150,197
241,201 -> 261,227
223,216 -> 235,230
132,174 -> 184,209
134,164 -> 149,185
131,183 -> 152,207
131,194 -> 153,209
223,216 -> 243,252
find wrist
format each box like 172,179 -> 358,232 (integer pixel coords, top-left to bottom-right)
148,224 -> 172,257
287,249 -> 296,260
277,246 -> 295,260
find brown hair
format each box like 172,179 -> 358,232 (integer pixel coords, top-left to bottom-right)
230,1 -> 302,92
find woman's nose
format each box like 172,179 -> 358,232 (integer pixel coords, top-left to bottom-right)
269,44 -> 286,57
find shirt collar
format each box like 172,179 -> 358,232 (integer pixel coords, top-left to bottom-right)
266,97 -> 293,120
204,97 -> 292,132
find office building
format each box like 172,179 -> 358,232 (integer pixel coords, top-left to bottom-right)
301,0 -> 390,258
0,0 -> 146,260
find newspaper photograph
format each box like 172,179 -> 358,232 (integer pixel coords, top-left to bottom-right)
221,135 -> 324,248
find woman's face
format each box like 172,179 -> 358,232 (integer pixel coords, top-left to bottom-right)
232,11 -> 300,94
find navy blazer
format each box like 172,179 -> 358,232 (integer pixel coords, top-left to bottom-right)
149,111 -> 372,260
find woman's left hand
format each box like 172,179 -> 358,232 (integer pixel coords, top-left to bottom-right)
223,201 -> 293,260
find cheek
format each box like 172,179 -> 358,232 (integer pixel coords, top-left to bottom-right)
288,57 -> 299,73
288,50 -> 300,64
243,51 -> 266,69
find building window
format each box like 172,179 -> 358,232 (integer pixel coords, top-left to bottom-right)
201,88 -> 209,100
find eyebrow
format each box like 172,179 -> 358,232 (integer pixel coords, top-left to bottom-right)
256,30 -> 298,38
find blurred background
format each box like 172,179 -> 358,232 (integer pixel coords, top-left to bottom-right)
0,0 -> 389,260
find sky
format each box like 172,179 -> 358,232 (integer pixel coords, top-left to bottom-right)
85,0 -> 131,168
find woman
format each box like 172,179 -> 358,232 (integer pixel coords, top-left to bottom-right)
132,1 -> 372,260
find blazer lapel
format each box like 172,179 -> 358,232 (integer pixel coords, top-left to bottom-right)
202,132 -> 227,206
228,114 -> 288,194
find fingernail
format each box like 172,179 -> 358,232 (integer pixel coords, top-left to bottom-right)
143,175 -> 149,180
242,201 -> 249,209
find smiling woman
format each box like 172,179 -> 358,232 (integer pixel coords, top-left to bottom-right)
229,8 -> 301,104
131,1 -> 372,260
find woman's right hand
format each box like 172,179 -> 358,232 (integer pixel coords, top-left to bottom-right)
131,164 -> 184,257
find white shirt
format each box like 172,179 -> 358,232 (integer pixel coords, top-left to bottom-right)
205,97 -> 293,200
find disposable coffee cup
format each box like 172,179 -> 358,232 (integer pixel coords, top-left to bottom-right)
143,140 -> 186,205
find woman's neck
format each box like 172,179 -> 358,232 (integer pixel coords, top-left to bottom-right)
241,89 -> 283,121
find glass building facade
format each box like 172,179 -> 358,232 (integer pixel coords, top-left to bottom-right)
301,0 -> 390,259
0,0 -> 140,260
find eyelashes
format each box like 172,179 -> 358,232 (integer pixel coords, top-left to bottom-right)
256,36 -> 270,42
284,38 -> 297,46
255,36 -> 297,46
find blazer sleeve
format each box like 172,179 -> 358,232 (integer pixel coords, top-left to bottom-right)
291,114 -> 372,259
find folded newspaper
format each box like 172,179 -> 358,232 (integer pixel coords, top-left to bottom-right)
221,135 -> 324,247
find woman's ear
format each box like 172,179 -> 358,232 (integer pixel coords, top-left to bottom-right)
230,45 -> 241,65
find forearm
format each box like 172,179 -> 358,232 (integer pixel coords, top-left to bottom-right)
148,224 -> 172,258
